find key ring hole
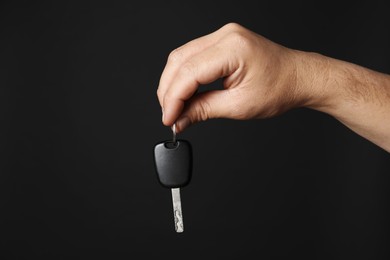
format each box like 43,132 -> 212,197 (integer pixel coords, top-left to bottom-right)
165,141 -> 179,149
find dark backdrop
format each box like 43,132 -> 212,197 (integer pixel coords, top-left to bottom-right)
1,1 -> 389,259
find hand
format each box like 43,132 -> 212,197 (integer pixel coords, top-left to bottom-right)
157,23 -> 322,132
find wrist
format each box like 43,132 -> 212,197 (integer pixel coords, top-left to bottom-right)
290,50 -> 340,113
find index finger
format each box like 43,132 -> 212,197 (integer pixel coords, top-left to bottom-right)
157,24 -> 234,108
161,43 -> 239,126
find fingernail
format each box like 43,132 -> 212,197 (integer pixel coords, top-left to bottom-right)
176,116 -> 191,132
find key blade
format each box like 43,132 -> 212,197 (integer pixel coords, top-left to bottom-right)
171,188 -> 184,233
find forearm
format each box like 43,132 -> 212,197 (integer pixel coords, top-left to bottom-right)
295,50 -> 390,152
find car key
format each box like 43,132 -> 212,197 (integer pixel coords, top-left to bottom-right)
153,124 -> 192,233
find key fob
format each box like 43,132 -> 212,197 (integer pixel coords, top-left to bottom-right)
153,140 -> 192,188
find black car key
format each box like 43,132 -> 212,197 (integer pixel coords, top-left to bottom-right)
153,124 -> 192,233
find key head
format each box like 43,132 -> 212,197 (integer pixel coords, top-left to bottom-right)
153,139 -> 192,188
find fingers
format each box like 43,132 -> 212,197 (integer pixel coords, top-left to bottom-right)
157,23 -> 246,123
157,27 -> 225,109
160,43 -> 239,126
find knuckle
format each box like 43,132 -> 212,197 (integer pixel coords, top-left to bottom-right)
195,100 -> 211,122
222,22 -> 244,32
164,90 -> 176,103
220,23 -> 255,51
168,48 -> 183,63
180,60 -> 197,77
228,31 -> 253,49
219,28 -> 256,57
156,87 -> 163,100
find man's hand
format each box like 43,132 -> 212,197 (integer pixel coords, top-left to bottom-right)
157,23 -> 310,130
157,23 -> 390,152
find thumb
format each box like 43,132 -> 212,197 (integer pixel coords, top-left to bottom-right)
175,89 -> 239,133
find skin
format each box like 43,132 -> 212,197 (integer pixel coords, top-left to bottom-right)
157,23 -> 390,153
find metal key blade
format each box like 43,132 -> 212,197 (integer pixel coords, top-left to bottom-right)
171,188 -> 184,233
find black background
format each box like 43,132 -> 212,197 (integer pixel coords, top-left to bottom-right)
1,0 -> 390,259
